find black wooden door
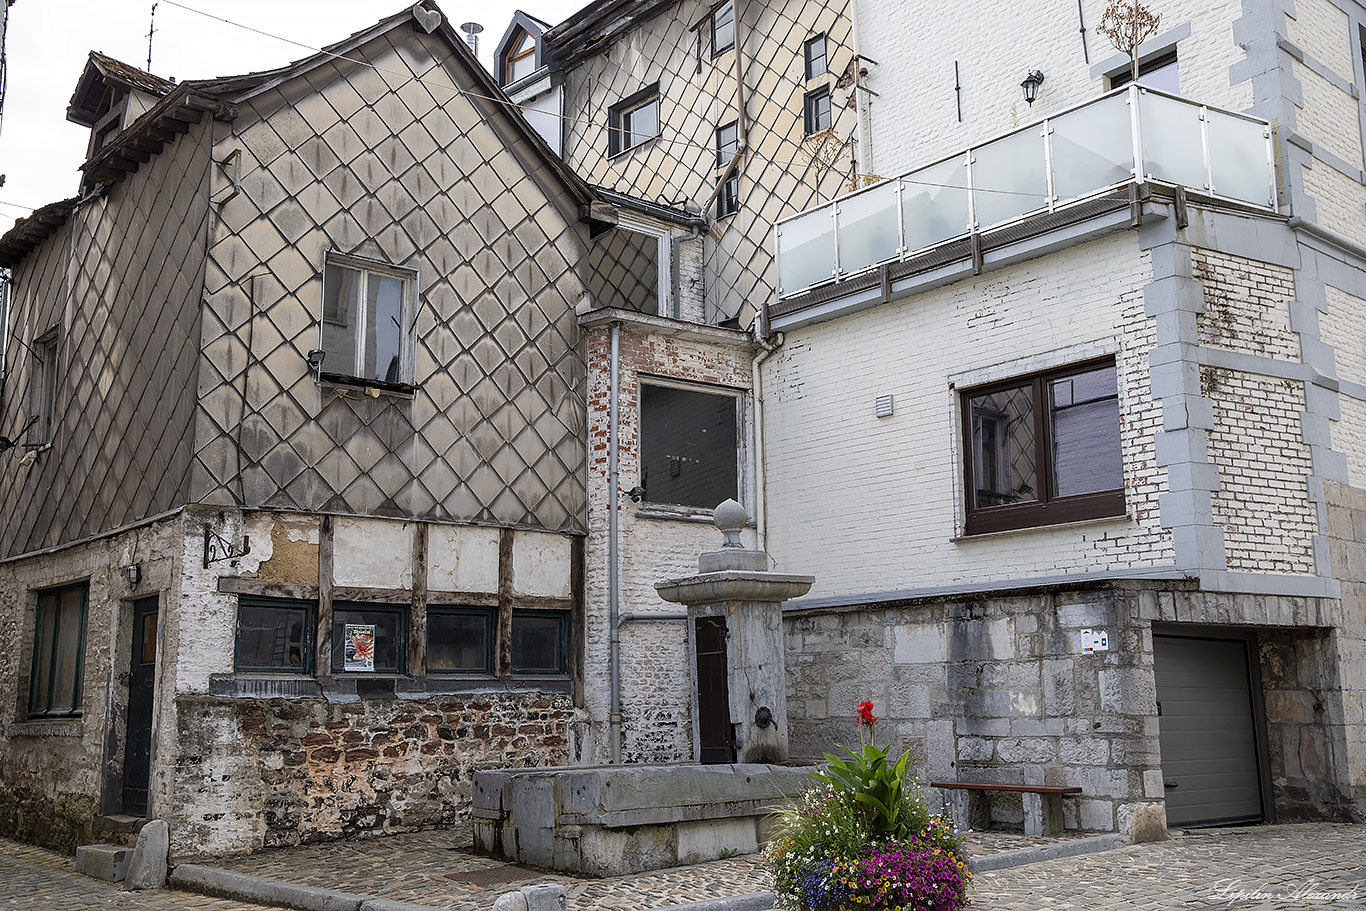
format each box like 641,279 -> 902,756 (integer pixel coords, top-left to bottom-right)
695,615 -> 735,764
122,597 -> 158,816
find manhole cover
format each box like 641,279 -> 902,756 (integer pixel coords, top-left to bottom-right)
448,865 -> 543,886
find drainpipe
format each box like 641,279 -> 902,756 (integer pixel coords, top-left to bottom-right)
732,0 -> 749,151
608,322 -> 623,763
751,331 -> 784,553
849,0 -> 871,176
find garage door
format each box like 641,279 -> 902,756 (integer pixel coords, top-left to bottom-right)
1153,634 -> 1264,827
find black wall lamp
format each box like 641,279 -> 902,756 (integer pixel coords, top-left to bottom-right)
1021,70 -> 1045,106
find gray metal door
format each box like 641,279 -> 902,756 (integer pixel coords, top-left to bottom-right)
1154,634 -> 1264,826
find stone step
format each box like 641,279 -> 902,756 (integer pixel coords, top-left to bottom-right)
74,843 -> 129,883
96,814 -> 147,846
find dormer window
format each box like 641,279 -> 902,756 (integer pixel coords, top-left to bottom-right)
505,29 -> 537,85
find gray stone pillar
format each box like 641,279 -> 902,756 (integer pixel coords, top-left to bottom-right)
656,500 -> 813,764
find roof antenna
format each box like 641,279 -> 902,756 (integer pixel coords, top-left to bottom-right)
459,21 -> 484,56
146,2 -> 158,72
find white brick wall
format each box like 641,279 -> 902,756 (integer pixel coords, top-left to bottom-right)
762,231 -> 1172,598
1192,248 -> 1298,360
857,0 -> 1252,180
1294,61 -> 1364,170
1317,286 -> 1366,487
1302,152 -> 1366,239
1203,369 -> 1317,574
1286,0 -> 1355,81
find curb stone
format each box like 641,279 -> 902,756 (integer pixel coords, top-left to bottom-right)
170,863 -> 456,911
968,833 -> 1127,872
647,893 -> 776,911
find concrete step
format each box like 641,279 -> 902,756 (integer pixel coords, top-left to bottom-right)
74,843 -> 129,883
96,814 -> 147,846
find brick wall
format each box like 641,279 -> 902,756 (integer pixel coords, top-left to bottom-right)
1192,248 -> 1298,359
582,322 -> 754,763
1294,61 -> 1363,168
762,232 -> 1172,599
1286,0 -> 1355,78
1202,369 -> 1317,574
1316,286 -> 1366,488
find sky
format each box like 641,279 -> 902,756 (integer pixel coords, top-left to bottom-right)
0,0 -> 584,233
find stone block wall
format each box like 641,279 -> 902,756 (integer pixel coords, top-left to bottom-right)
168,692 -> 575,857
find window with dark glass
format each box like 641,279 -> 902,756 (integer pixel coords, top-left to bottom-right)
609,86 -> 661,155
803,86 -> 832,134
804,33 -> 828,80
28,583 -> 88,717
504,30 -> 536,85
511,610 -> 568,674
235,596 -> 313,673
962,359 -> 1124,535
331,603 -> 405,674
710,0 -> 734,56
715,121 -> 740,218
28,330 -> 57,446
639,383 -> 739,509
320,253 -> 415,387
1109,51 -> 1179,94
427,606 -> 494,674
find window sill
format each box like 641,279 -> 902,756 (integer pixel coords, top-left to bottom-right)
634,503 -> 730,523
11,718 -> 82,737
951,512 -> 1135,543
317,373 -> 417,399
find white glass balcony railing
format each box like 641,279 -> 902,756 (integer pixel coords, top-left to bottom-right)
774,85 -> 1276,298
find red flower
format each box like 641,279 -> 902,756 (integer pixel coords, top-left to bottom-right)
856,701 -> 878,727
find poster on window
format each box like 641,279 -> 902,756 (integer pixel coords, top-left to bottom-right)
344,624 -> 376,672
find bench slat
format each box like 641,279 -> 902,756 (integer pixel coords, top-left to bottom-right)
928,781 -> 1082,795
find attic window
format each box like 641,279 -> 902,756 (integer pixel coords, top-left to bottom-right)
505,30 -> 537,85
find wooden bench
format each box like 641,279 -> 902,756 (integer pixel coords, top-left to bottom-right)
929,781 -> 1082,837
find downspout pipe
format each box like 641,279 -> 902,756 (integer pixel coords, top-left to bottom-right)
849,0 -> 871,176
608,322 -> 623,764
751,330 -> 784,553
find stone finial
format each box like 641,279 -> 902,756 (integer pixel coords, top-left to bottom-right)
713,499 -> 748,548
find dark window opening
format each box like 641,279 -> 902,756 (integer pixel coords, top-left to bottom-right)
804,33 -> 828,80
803,86 -> 832,134
711,1 -> 734,56
29,331 -> 58,446
1110,50 -> 1179,94
512,610 -> 568,674
235,596 -> 313,673
331,603 -> 405,674
28,583 -> 88,717
716,121 -> 740,218
640,384 -> 739,509
609,86 -> 661,155
962,359 -> 1124,535
427,606 -> 495,674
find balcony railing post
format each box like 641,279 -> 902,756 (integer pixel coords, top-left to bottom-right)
831,201 -> 842,283
1265,125 -> 1278,212
1200,105 -> 1213,194
896,178 -> 907,260
1043,120 -> 1057,213
1128,84 -> 1144,185
965,150 -> 978,233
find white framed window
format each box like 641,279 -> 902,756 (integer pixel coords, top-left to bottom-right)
609,85 -> 661,156
318,252 -> 417,387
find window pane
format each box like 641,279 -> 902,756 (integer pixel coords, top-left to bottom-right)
640,385 -> 738,509
332,606 -> 403,673
29,593 -> 56,714
50,587 -> 85,713
512,611 -> 566,674
805,35 -> 827,79
1050,366 -> 1123,498
712,1 -> 734,52
969,384 -> 1037,509
365,274 -> 404,384
428,609 -> 492,673
625,98 -> 659,147
321,263 -> 359,375
508,50 -> 535,84
237,602 -> 309,671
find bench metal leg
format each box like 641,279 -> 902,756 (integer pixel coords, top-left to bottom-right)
1022,792 -> 1064,837
948,790 -> 992,832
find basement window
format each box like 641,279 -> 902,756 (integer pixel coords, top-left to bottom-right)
319,252 -> 417,389
639,383 -> 740,510
235,596 -> 313,673
961,358 -> 1125,535
427,606 -> 495,674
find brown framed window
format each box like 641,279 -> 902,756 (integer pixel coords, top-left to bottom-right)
504,30 -> 536,86
961,358 -> 1124,535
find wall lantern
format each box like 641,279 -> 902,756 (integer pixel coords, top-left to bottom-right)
1020,70 -> 1045,106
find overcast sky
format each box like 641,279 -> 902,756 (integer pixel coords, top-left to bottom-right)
0,0 -> 583,232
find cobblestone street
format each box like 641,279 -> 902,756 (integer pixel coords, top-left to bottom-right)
0,822 -> 1361,910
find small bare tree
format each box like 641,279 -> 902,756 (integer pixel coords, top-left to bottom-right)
1097,0 -> 1162,84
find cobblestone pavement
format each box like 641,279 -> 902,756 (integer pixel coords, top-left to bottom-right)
1,821 -> 1361,910
0,838 -> 270,910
